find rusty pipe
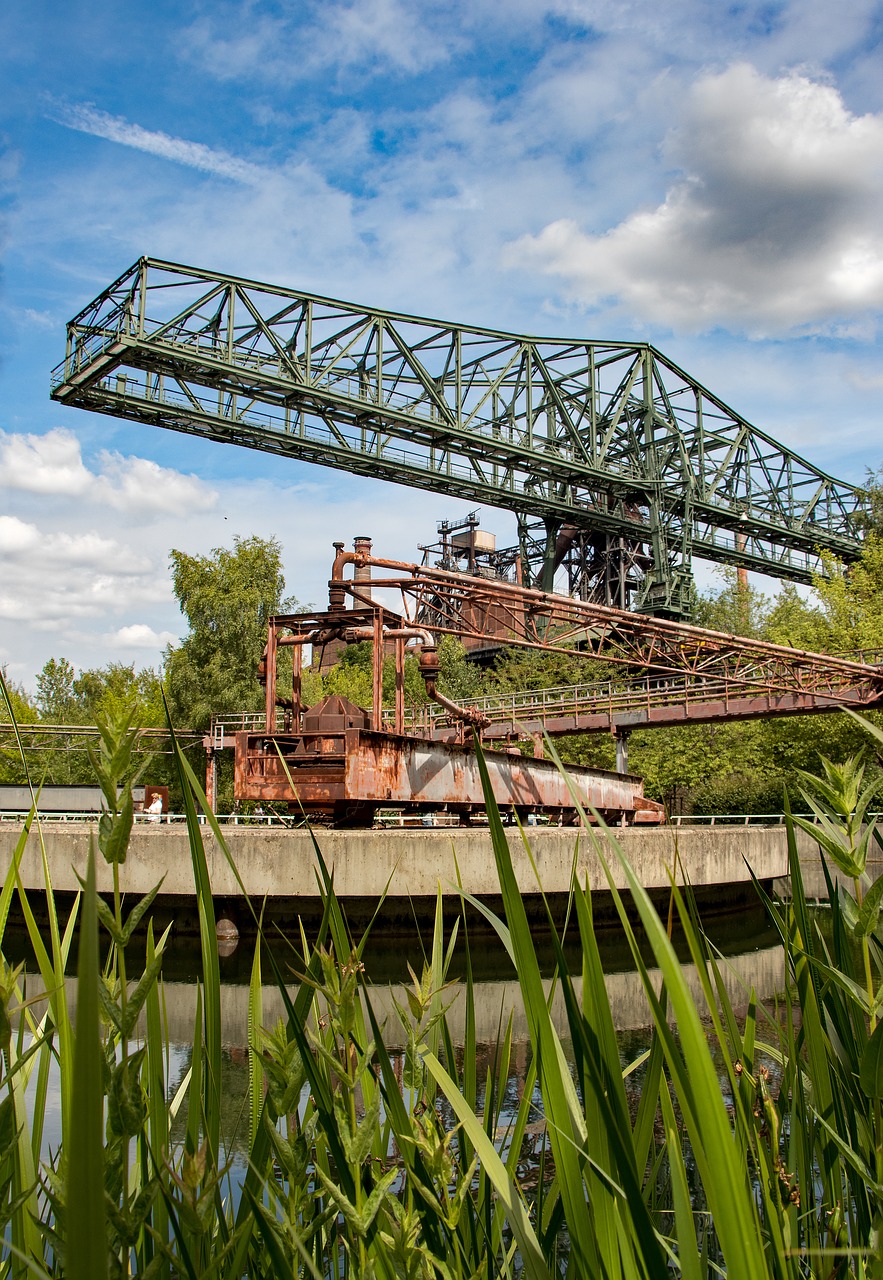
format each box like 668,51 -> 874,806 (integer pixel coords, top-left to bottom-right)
328,548 -> 883,680
346,626 -> 435,647
424,683 -> 491,732
418,647 -> 490,732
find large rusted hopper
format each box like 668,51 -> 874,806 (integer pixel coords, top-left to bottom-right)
234,693 -> 664,827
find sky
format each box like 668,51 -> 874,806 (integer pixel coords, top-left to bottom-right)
1,0 -> 883,692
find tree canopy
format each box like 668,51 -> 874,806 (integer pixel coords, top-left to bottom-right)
164,535 -> 291,729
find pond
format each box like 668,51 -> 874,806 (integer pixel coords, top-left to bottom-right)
4,893 -> 783,1167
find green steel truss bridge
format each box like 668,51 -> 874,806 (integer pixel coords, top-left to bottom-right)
51,258 -> 864,619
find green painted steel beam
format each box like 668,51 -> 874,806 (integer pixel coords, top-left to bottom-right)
50,257 -> 864,615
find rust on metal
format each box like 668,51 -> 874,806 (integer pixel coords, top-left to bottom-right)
234,693 -> 664,826
226,536 -> 883,825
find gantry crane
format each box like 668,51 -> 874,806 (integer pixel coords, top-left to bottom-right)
51,258 -> 864,619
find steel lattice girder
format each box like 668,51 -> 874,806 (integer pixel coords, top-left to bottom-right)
51,258 -> 864,610
321,550 -> 883,703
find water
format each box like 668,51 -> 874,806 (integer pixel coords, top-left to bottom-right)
4,896 -> 783,1164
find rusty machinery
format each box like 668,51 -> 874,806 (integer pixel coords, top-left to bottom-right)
233,539 -> 665,826
229,539 -> 883,826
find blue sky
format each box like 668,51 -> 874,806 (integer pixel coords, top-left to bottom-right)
2,0 -> 883,689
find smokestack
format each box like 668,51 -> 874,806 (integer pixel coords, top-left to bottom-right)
353,535 -> 372,602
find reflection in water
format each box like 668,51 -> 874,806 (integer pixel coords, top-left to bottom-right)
10,899 -> 782,1160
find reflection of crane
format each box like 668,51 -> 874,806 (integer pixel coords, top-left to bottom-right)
51,258 -> 864,619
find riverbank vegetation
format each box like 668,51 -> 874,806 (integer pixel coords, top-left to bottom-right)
2,687 -> 883,1274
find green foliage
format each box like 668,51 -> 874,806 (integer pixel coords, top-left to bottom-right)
436,635 -> 483,700
35,658 -> 164,727
855,464 -> 883,536
815,535 -> 883,656
488,642 -> 608,693
0,671 -> 37,785
316,634 -> 478,713
165,535 -> 291,729
322,641 -> 374,708
35,658 -> 78,722
11,683 -> 883,1274
694,568 -> 772,638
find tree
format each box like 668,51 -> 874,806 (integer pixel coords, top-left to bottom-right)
165,536 -> 291,729
26,660 -> 167,787
36,657 -> 79,722
856,465 -> 883,535
693,568 -> 771,638
763,582 -> 829,652
813,537 -> 883,658
0,669 -> 38,784
74,663 -> 164,726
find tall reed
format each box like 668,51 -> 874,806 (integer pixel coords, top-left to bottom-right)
2,663 -> 883,1276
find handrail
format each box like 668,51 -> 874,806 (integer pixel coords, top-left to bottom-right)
2,810 -> 878,828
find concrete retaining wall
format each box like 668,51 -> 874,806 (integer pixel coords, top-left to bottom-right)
0,820 -> 799,901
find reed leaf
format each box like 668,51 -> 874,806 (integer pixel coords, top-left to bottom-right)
247,929 -> 264,1153
167,712 -> 222,1175
66,844 -> 107,1280
472,742 -> 604,1277
144,918 -> 171,1280
422,1048 -> 550,1280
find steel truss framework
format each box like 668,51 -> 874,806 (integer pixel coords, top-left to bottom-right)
51,258 -> 863,618
223,548 -> 883,750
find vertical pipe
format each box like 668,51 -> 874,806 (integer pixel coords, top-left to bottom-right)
541,517 -> 559,594
264,621 -> 277,732
206,750 -> 217,814
394,636 -> 405,735
354,536 -> 373,604
615,730 -> 630,775
735,531 -> 749,629
372,609 -> 385,731
292,642 -> 303,729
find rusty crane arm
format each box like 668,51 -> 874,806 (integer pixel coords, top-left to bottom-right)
324,546 -> 883,710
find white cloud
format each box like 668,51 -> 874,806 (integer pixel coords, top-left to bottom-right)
0,418 -> 511,685
54,103 -> 264,185
0,516 -> 40,554
182,0 -> 465,83
108,624 -> 178,650
0,429 -> 92,495
0,515 -> 150,579
0,429 -> 218,516
506,64 -> 883,335
95,454 -> 218,515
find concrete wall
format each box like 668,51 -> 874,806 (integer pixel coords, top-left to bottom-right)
0,820 -> 798,901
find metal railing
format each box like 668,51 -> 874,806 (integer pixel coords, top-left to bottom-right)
3,810 -> 874,829
211,664 -> 881,749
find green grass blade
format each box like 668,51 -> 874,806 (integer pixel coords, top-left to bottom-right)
423,1048 -> 551,1280
472,742 -> 602,1277
0,807 -> 36,952
248,928 -> 264,1152
67,845 -> 107,1280
658,1081 -> 702,1280
14,873 -> 75,1151
167,709 -> 222,1173
588,822 -> 769,1279
144,919 -> 170,1275
186,983 -> 203,1160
